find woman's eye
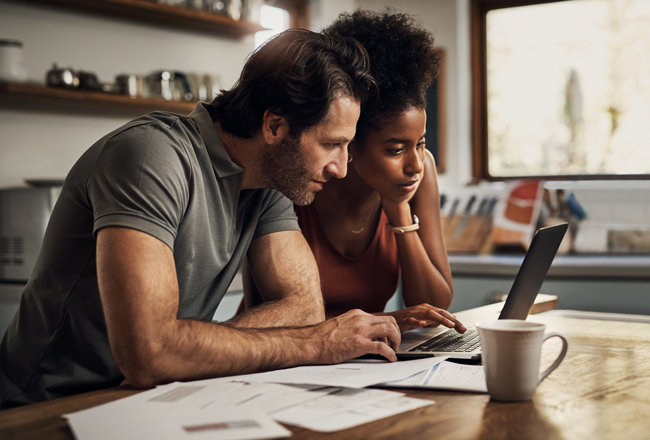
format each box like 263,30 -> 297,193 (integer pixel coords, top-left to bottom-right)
388,149 -> 404,155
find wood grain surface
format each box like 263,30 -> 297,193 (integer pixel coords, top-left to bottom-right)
1,301 -> 648,440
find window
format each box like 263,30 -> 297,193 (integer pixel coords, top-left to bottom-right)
255,5 -> 290,48
254,0 -> 308,48
472,0 -> 650,180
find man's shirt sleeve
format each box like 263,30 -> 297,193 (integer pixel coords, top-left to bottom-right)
88,122 -> 191,250
253,190 -> 301,240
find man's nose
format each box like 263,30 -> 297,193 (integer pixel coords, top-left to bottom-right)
325,147 -> 348,179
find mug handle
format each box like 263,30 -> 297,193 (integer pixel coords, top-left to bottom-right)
538,332 -> 568,382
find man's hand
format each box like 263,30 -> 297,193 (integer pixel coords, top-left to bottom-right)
309,309 -> 401,363
380,304 -> 467,333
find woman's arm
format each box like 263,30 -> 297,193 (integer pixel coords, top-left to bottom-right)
399,150 -> 453,307
379,150 -> 463,332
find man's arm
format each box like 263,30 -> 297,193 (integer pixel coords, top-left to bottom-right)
228,230 -> 324,328
97,227 -> 400,389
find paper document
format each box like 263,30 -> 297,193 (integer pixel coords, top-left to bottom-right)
269,388 -> 402,422
64,382 -> 293,440
66,407 -> 291,440
228,356 -> 449,388
272,389 -> 434,432
381,361 -> 487,393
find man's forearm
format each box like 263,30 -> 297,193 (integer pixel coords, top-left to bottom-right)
120,310 -> 400,389
128,319 -> 319,387
226,295 -> 324,328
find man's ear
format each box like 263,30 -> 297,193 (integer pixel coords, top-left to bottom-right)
261,110 -> 290,145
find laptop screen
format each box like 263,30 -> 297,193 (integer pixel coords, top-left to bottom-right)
499,223 -> 568,320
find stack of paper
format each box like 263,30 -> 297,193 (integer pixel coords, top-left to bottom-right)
64,357 -> 485,439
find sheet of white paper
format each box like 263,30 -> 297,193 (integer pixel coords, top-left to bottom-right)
66,408 -> 291,440
65,381 -> 245,420
233,384 -> 337,414
227,356 -> 449,388
268,388 -> 403,424
273,395 -> 434,433
381,361 -> 487,393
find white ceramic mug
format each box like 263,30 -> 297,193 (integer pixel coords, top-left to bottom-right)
476,320 -> 568,402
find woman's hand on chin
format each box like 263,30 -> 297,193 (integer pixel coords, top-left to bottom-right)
380,197 -> 415,227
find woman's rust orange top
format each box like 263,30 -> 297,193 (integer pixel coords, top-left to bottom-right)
294,203 -> 400,317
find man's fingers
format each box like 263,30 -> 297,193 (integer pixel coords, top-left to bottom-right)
367,319 -> 401,350
386,315 -> 400,334
370,340 -> 397,362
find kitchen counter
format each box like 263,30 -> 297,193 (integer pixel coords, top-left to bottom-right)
449,254 -> 650,279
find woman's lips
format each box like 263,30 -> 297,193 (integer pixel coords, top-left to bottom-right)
398,180 -> 419,192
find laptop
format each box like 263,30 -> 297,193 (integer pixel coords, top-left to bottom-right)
395,222 -> 568,361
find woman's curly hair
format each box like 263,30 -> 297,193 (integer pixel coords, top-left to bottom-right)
324,9 -> 440,143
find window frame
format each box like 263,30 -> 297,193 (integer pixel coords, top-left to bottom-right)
470,0 -> 650,181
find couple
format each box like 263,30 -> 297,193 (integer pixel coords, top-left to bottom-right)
0,10 -> 465,408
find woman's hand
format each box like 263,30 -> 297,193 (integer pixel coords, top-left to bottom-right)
377,146 -> 426,228
378,304 -> 467,333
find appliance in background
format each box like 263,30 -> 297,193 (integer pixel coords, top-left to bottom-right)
0,187 -> 60,282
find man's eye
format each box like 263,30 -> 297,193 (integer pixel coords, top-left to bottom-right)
416,142 -> 426,150
327,143 -> 341,148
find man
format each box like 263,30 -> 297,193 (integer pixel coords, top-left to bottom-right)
0,29 -> 401,408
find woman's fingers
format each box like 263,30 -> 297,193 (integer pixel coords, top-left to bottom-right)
427,309 -> 466,332
393,306 -> 467,333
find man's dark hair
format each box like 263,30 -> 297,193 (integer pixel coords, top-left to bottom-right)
323,9 -> 441,145
211,28 -> 377,138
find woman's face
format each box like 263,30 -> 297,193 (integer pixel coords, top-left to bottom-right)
352,107 -> 426,203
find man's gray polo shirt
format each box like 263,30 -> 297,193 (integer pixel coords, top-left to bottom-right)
0,103 -> 300,408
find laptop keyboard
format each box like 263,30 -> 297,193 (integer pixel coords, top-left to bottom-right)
407,329 -> 481,353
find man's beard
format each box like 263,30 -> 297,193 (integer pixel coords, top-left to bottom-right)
261,133 -> 321,206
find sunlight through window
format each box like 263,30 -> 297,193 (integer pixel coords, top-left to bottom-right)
255,5 -> 290,48
486,0 -> 650,177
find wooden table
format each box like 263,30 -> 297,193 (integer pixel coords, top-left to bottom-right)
1,300 -> 649,440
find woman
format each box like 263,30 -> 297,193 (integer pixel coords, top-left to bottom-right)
242,10 -> 465,334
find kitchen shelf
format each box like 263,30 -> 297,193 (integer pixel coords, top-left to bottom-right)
0,82 -> 197,116
19,0 -> 266,38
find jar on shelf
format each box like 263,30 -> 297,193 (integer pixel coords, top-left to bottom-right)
0,40 -> 28,83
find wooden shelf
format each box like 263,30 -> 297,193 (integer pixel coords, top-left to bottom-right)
20,0 -> 266,38
0,82 -> 197,116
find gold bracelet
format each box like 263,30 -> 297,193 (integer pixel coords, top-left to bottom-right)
387,215 -> 419,234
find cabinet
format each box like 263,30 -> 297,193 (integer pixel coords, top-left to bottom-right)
0,0 -> 266,115
447,255 -> 650,315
